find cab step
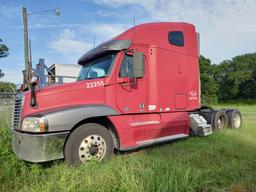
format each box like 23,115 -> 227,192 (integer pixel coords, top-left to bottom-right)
189,114 -> 213,136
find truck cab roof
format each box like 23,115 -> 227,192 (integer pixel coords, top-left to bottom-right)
78,22 -> 198,65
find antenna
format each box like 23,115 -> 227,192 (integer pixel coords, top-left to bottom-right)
93,36 -> 96,48
132,16 -> 136,46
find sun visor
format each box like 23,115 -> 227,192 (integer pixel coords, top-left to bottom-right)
78,40 -> 131,65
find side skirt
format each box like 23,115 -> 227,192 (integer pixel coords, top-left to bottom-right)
119,134 -> 189,151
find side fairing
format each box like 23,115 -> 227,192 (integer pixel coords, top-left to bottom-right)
41,105 -> 119,132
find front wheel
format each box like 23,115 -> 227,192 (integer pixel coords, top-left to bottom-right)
64,123 -> 114,165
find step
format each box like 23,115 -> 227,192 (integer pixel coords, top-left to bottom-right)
189,114 -> 213,136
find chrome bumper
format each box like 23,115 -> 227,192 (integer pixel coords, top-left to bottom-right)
12,129 -> 69,162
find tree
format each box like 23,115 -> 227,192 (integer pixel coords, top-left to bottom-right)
0,38 -> 9,59
215,53 -> 256,101
235,53 -> 256,100
0,38 -> 9,78
0,69 -> 4,78
0,81 -> 15,93
199,55 -> 219,104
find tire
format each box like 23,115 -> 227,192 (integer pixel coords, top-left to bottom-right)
64,123 -> 114,165
227,109 -> 242,129
199,108 -> 214,124
211,110 -> 228,131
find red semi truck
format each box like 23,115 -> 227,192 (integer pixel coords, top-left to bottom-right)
12,22 -> 242,164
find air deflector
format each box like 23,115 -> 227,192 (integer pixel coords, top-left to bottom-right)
78,40 -> 131,65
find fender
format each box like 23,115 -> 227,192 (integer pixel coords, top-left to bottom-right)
36,105 -> 119,132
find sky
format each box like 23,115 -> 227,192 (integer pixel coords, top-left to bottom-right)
0,0 -> 256,84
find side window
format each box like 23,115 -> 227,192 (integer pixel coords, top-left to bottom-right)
168,31 -> 184,47
119,54 -> 133,77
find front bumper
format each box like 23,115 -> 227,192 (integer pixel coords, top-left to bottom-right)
12,129 -> 69,162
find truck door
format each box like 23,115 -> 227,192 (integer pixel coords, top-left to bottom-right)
116,52 -> 148,114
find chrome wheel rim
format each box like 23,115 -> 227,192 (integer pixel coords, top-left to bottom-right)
233,113 -> 241,128
78,134 -> 106,163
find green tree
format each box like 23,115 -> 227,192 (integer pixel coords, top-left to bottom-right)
0,81 -> 15,93
235,53 -> 256,100
0,38 -> 9,79
215,53 -> 256,101
199,55 -> 219,104
0,38 -> 9,59
0,69 -> 3,78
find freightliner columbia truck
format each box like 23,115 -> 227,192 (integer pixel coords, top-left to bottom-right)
12,22 -> 242,165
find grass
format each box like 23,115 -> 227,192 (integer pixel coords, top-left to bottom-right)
0,104 -> 255,192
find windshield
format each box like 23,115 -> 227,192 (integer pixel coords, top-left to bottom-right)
77,52 -> 118,81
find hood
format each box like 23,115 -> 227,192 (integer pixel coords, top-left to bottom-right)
22,79 -> 106,116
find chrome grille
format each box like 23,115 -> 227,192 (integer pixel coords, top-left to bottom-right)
12,95 -> 23,129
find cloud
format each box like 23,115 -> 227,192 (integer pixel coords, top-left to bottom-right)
94,0 -> 247,22
0,5 -> 21,26
9,21 -> 128,50
96,10 -> 120,17
49,24 -> 127,55
0,5 -> 20,19
94,0 -> 256,63
0,66 -> 24,84
47,24 -> 130,64
49,29 -> 93,55
88,23 -> 128,40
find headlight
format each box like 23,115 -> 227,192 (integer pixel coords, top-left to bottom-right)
21,117 -> 48,132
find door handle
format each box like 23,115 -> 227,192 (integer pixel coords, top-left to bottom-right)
178,64 -> 182,73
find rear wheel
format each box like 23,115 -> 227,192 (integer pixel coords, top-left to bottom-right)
212,110 -> 228,131
227,109 -> 242,129
200,109 -> 228,131
64,123 -> 114,165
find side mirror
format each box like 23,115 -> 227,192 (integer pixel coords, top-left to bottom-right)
30,76 -> 38,108
30,76 -> 39,86
15,84 -> 23,92
132,51 -> 144,78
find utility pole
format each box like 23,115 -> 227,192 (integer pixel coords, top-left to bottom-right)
21,7 -> 60,90
22,7 -> 30,89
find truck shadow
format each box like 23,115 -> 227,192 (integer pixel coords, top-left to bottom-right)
115,137 -> 188,156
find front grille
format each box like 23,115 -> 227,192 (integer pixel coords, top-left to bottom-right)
12,95 -> 23,129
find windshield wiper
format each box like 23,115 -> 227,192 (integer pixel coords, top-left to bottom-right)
98,76 -> 107,78
85,77 -> 96,80
85,76 -> 107,80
